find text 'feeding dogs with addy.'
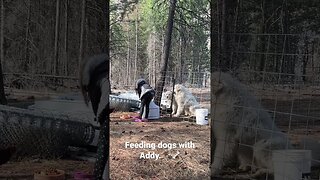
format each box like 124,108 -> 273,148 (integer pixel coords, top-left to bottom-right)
210,71 -> 320,178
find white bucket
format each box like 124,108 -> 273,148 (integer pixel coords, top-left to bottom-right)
272,150 -> 311,180
195,109 -> 208,125
143,101 -> 159,120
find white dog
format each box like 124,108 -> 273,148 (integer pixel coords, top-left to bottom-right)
211,72 -> 292,177
211,72 -> 320,178
161,91 -> 175,109
170,84 -> 200,117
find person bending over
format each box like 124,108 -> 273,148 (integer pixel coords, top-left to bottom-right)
135,79 -> 155,121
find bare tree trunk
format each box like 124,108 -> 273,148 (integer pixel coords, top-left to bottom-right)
191,38 -> 195,84
134,10 -> 138,80
37,0 -> 42,72
278,0 -> 288,75
64,0 -> 69,76
154,0 -> 177,105
197,49 -> 202,87
0,61 -> 5,105
229,0 -> 240,70
258,0 -> 266,72
0,0 -> 3,68
0,0 -> 6,105
153,33 -> 156,86
159,34 -> 164,74
101,1 -> 108,55
54,0 -> 61,75
174,38 -> 179,82
78,0 -> 86,71
217,0 -> 237,71
147,33 -> 154,87
178,36 -> 183,83
220,0 -> 227,71
24,0 -> 31,72
126,29 -> 130,86
295,35 -> 306,83
85,16 -> 89,55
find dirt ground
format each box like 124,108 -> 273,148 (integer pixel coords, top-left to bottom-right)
0,160 -> 94,179
109,112 -> 210,180
0,112 -> 210,180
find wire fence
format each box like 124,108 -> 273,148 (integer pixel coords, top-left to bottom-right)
211,33 -> 320,179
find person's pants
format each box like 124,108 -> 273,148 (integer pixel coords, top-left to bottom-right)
140,92 -> 154,119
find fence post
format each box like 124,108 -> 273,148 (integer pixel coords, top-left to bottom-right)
169,77 -> 175,118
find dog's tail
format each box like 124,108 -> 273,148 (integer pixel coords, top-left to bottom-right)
79,54 -> 108,106
299,137 -> 320,167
